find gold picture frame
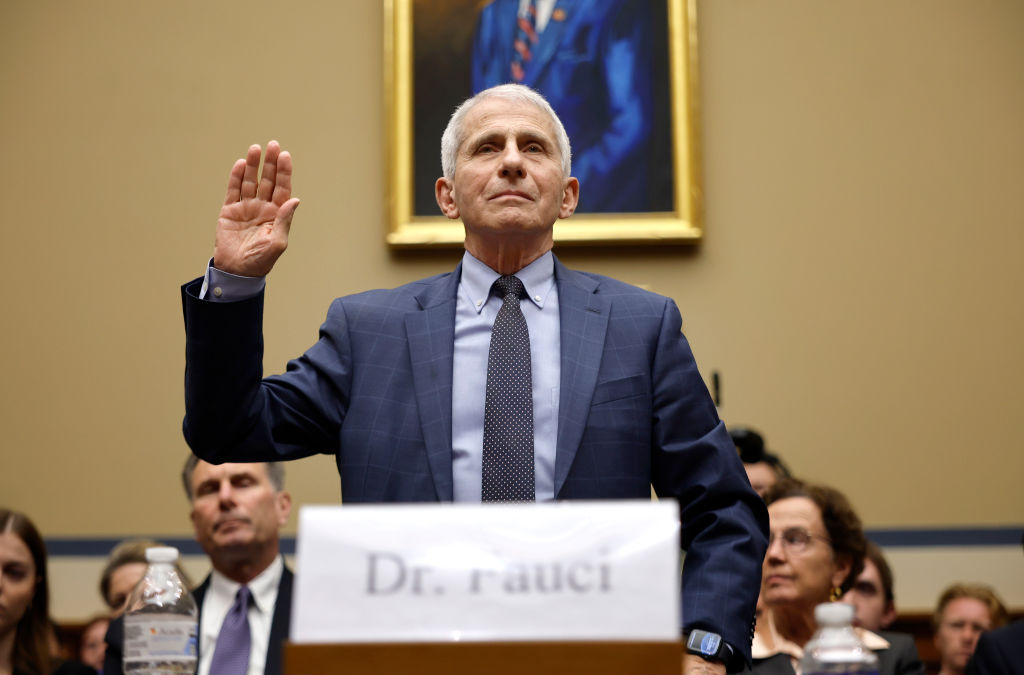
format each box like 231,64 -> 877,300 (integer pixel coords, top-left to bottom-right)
384,0 -> 701,247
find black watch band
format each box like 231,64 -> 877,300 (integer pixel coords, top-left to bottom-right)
685,630 -> 742,672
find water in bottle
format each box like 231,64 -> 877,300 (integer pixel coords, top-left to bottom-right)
123,546 -> 198,674
800,602 -> 879,674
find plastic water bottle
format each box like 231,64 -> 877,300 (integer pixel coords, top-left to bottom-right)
123,547 -> 198,674
801,602 -> 880,674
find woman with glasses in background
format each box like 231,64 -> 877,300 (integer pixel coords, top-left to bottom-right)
748,478 -> 924,674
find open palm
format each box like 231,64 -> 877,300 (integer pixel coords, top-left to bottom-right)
214,141 -> 300,277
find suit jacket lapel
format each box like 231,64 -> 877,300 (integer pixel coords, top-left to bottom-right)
406,266 -> 461,501
553,256 -> 609,495
192,576 -> 210,659
525,0 -> 573,86
265,564 -> 293,675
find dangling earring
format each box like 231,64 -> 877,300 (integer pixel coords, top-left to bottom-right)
830,586 -> 842,602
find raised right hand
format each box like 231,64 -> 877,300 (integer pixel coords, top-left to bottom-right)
213,141 -> 300,277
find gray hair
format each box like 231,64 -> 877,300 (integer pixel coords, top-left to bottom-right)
181,454 -> 285,501
440,84 -> 572,179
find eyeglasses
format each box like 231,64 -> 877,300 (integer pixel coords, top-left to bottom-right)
768,526 -> 832,554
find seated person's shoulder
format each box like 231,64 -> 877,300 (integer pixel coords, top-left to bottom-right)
51,659 -> 98,675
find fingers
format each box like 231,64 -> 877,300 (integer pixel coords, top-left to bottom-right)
224,142 -> 293,205
240,144 -> 262,200
271,150 -> 293,206
223,158 -> 247,205
258,141 -> 281,201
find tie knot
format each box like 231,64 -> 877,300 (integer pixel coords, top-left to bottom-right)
235,585 -> 252,608
493,275 -> 525,301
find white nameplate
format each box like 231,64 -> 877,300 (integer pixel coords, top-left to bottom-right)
291,500 -> 680,643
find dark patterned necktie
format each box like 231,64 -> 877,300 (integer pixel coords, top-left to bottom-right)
511,0 -> 538,82
208,585 -> 252,675
482,275 -> 536,502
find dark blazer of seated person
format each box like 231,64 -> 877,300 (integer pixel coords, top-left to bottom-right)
103,566 -> 293,675
967,619 -> 1024,675
14,660 -> 96,675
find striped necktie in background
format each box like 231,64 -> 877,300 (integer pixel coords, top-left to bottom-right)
511,0 -> 538,82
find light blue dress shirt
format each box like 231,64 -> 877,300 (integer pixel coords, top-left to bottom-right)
452,251 -> 560,502
200,250 -> 561,501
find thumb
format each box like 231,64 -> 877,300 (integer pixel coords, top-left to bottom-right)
277,198 -> 300,233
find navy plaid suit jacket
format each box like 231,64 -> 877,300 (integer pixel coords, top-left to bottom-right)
182,254 -> 767,664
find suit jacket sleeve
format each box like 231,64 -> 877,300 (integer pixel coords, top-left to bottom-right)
181,278 -> 352,463
649,298 -> 769,666
967,621 -> 1024,675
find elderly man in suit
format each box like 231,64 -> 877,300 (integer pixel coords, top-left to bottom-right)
105,459 -> 293,675
182,83 -> 767,673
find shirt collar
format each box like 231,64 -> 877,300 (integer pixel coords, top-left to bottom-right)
751,613 -> 891,660
752,620 -> 804,661
208,554 -> 284,615
460,250 -> 555,314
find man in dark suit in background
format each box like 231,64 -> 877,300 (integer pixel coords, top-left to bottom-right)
105,458 -> 293,675
842,542 -> 925,673
182,83 -> 766,673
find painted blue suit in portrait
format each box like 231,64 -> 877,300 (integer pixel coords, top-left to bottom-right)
472,0 -> 655,213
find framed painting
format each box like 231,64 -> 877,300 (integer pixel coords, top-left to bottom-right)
384,0 -> 701,246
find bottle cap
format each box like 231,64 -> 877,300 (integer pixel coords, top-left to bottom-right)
145,546 -> 180,563
815,602 -> 855,626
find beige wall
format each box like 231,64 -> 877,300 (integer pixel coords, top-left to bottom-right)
2,0 -> 1021,618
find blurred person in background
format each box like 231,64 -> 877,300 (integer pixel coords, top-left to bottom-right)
966,532 -> 1024,674
0,508 -> 95,675
749,479 -> 923,674
104,458 -> 293,675
98,539 -> 192,615
729,427 -> 790,499
75,617 -> 107,673
932,583 -> 1008,675
843,541 -> 898,632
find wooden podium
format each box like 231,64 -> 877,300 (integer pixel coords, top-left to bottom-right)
285,640 -> 683,674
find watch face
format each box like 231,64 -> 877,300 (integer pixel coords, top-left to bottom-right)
688,630 -> 742,672
689,630 -> 722,656
700,632 -> 722,655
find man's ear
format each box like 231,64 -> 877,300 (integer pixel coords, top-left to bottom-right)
559,176 -> 579,219
435,177 -> 460,220
275,491 -> 293,527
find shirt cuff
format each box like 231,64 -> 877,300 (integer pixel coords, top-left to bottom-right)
199,258 -> 265,301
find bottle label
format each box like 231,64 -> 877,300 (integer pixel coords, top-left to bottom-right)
123,614 -> 198,671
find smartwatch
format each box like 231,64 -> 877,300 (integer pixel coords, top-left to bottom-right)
685,630 -> 742,672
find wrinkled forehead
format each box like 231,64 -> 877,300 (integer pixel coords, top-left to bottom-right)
191,460 -> 269,487
459,97 -> 559,149
767,496 -> 824,531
